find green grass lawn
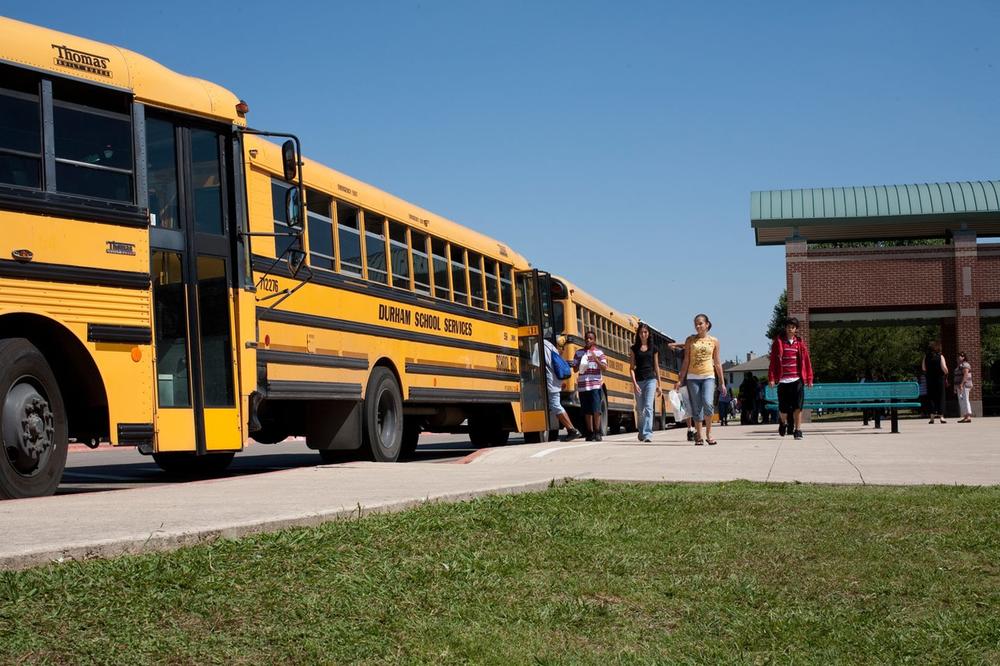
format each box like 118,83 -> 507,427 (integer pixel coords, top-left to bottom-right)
2,481 -> 998,664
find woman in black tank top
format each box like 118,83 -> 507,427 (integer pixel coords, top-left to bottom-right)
922,340 -> 948,423
630,323 -> 661,442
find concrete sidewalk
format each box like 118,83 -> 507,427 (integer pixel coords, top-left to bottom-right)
1,418 -> 996,570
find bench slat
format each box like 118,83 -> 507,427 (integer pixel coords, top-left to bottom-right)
764,382 -> 918,403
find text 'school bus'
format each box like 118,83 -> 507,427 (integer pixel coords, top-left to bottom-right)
547,276 -> 682,436
0,17 -> 554,498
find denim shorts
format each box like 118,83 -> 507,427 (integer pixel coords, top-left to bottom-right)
579,389 -> 603,414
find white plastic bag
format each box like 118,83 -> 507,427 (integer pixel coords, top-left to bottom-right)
669,386 -> 690,422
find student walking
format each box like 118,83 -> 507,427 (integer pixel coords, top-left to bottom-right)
739,373 -> 757,425
629,323 -> 661,442
717,383 -> 732,425
543,338 -> 581,441
573,329 -> 609,440
954,351 -> 974,423
767,317 -> 814,440
677,314 -> 726,445
922,341 -> 948,423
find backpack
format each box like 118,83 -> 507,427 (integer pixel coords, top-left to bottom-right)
551,350 -> 572,380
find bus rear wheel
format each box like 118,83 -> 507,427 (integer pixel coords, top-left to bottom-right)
469,414 -> 510,447
363,367 -> 403,462
152,451 -> 235,477
0,338 -> 68,499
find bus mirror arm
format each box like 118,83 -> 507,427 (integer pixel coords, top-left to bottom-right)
256,267 -> 312,310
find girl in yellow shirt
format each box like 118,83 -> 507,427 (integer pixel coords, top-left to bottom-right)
678,313 -> 726,445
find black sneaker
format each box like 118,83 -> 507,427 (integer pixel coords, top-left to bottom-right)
562,429 -> 580,442
585,433 -> 595,441
595,432 -> 603,441
687,429 -> 695,442
779,422 -> 786,437
793,430 -> 803,440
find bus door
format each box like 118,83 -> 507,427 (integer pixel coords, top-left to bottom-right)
514,269 -> 553,433
147,116 -> 241,454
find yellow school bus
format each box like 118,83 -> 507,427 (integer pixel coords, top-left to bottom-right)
547,276 -> 681,435
0,17 -> 556,497
243,138 -> 549,458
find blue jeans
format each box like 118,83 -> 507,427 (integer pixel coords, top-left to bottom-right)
686,377 -> 715,422
636,378 -> 657,439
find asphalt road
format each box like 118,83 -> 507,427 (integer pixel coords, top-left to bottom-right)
59,434 -> 496,495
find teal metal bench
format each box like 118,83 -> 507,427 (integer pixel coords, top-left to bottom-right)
765,382 -> 921,433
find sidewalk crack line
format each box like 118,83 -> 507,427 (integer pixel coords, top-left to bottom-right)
766,438 -> 783,482
825,435 -> 866,485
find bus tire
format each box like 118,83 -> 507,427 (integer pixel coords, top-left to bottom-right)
600,393 -> 610,436
523,430 -> 550,444
152,451 -> 235,477
363,367 -> 403,462
0,338 -> 68,499
401,419 -> 420,458
469,415 -> 510,447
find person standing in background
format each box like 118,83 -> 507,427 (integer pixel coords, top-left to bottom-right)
922,341 -> 948,424
717,383 -> 733,425
954,351 -> 973,423
629,323 -> 661,443
573,330 -> 609,441
739,372 -> 757,425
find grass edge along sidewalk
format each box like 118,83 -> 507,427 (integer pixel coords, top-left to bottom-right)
2,480 -> 998,664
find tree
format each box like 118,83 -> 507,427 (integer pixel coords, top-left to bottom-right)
764,290 -> 787,341
809,324 -> 938,382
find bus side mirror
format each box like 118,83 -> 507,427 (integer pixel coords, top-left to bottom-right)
281,139 -> 298,181
284,186 -> 302,229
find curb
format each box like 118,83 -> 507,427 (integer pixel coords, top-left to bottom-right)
0,477 -> 576,571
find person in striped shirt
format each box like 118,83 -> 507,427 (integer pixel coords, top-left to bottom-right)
767,317 -> 814,440
573,329 -> 609,441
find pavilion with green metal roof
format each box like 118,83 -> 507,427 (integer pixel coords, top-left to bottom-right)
750,179 -> 1000,416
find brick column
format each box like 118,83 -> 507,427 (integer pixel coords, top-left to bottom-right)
786,236 -> 809,343
952,230 -> 982,416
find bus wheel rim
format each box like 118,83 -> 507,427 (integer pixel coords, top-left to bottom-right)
376,388 -> 397,447
2,379 -> 55,477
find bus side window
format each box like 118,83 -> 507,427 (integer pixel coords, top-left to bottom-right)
52,78 -> 134,203
432,238 -> 450,300
388,221 -> 410,289
468,251 -> 485,309
271,180 -> 295,257
363,211 -> 388,284
337,201 -> 362,276
499,264 -> 514,317
451,246 -> 468,305
0,67 -> 42,190
484,258 -> 500,312
411,231 -> 431,295
307,189 -> 334,270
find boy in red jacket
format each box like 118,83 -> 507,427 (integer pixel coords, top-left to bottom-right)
767,317 -> 814,440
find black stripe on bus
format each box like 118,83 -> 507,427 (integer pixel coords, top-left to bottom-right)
264,380 -> 362,401
257,307 -> 519,356
405,362 -> 517,383
258,349 -> 369,371
117,422 -> 154,445
0,185 -> 149,228
407,387 -> 520,403
253,254 -> 516,327
606,389 -> 634,400
603,369 -> 633,384
87,324 -> 152,344
0,259 -> 150,290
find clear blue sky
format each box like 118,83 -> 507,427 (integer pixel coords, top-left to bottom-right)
10,1 -> 999,360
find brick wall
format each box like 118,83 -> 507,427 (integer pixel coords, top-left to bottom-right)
785,236 -> 1000,416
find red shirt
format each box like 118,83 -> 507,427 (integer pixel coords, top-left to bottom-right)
768,336 -> 814,385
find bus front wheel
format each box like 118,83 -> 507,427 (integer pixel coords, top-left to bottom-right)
0,338 -> 69,499
363,367 -> 403,463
